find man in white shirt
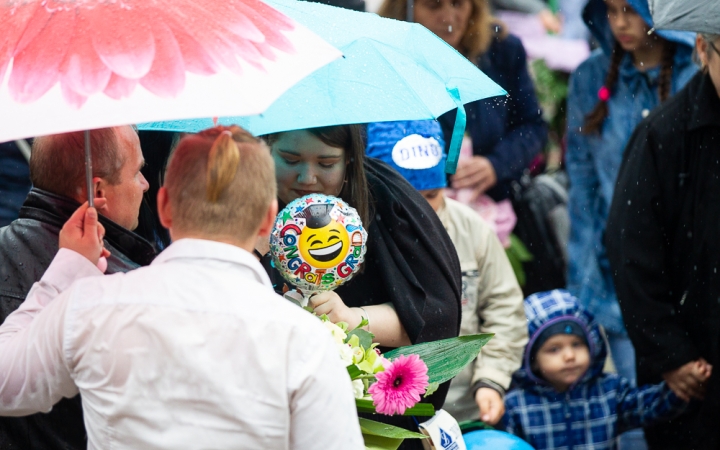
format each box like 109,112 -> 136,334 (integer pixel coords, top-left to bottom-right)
0,127 -> 363,450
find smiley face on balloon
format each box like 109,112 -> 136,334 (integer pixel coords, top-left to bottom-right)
269,194 -> 367,293
298,210 -> 350,269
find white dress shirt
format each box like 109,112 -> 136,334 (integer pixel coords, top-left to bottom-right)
0,239 -> 363,450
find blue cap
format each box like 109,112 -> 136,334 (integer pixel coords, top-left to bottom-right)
366,120 -> 447,191
530,319 -> 589,361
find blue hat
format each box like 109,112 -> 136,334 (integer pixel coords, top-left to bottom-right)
530,319 -> 589,362
366,120 -> 447,191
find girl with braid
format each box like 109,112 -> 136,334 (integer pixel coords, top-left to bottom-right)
565,0 -> 696,447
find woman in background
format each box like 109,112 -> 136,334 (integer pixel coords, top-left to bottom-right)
379,0 -> 548,204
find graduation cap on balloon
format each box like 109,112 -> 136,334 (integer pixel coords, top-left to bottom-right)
299,203 -> 334,229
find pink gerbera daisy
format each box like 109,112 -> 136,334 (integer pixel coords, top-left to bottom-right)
368,354 -> 429,415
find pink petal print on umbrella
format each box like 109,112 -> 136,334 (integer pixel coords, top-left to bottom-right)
60,16 -> 112,97
9,7 -> 74,103
139,21 -> 186,98
89,4 -> 156,80
0,2 -> 40,83
1,0 -> 298,107
103,74 -> 138,101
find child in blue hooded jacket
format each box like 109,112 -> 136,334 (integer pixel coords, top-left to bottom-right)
504,290 -> 689,450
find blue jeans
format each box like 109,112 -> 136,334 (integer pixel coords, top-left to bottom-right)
607,331 -> 648,450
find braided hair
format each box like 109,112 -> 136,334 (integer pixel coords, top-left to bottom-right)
582,43 -> 625,135
582,41 -> 676,135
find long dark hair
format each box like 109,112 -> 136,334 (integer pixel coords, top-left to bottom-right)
583,41 -> 676,134
265,125 -> 373,227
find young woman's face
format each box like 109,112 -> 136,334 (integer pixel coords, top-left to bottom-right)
413,0 -> 473,50
270,130 -> 347,206
604,0 -> 653,53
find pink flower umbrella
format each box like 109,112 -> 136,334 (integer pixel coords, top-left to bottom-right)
0,0 -> 340,204
2,0 -> 305,106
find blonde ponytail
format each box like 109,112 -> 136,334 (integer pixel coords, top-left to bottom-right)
206,130 -> 241,203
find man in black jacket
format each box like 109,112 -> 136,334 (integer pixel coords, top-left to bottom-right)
606,63 -> 720,449
0,126 -> 157,449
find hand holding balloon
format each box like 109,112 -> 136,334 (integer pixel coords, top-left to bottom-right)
310,291 -> 366,329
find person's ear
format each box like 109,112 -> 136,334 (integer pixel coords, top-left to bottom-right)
157,187 -> 172,230
91,177 -> 108,209
697,34 -> 709,69
257,199 -> 279,237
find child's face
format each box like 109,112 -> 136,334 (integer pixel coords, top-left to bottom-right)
420,188 -> 445,212
535,334 -> 590,392
604,0 -> 656,54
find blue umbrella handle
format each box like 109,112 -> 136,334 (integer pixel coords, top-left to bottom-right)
444,86 -> 466,175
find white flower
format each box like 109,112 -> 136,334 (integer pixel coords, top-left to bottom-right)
338,343 -> 354,367
352,346 -> 365,364
324,321 -> 347,345
352,379 -> 365,399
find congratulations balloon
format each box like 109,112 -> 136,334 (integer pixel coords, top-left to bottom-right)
270,194 -> 368,293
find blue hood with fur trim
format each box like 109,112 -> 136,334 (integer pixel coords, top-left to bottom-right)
583,0 -> 696,57
514,290 -> 607,391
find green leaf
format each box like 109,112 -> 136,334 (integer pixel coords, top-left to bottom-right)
359,418 -> 427,439
458,419 -> 495,433
423,382 -> 440,398
356,399 -> 435,416
506,234 -> 533,287
347,364 -> 363,379
384,334 -> 494,385
356,316 -> 370,330
363,433 -> 403,450
347,328 -> 374,350
356,398 -> 378,414
508,234 -> 533,261
506,246 -> 526,287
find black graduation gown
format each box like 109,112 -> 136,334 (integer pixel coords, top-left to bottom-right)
606,72 -> 720,450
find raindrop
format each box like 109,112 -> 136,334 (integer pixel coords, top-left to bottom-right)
627,200 -> 631,205
448,25 -> 453,32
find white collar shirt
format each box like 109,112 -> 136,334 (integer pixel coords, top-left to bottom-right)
0,239 -> 363,449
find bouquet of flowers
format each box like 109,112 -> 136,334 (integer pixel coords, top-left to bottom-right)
320,315 -> 492,449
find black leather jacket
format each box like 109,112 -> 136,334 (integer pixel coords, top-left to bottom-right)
0,188 -> 156,450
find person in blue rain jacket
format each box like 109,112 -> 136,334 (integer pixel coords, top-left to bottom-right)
503,290 -> 689,450
565,0 -> 696,390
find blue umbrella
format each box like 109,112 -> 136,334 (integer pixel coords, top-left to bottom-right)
139,0 -> 505,173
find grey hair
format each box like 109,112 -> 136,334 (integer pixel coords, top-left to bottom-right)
695,34 -> 720,67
